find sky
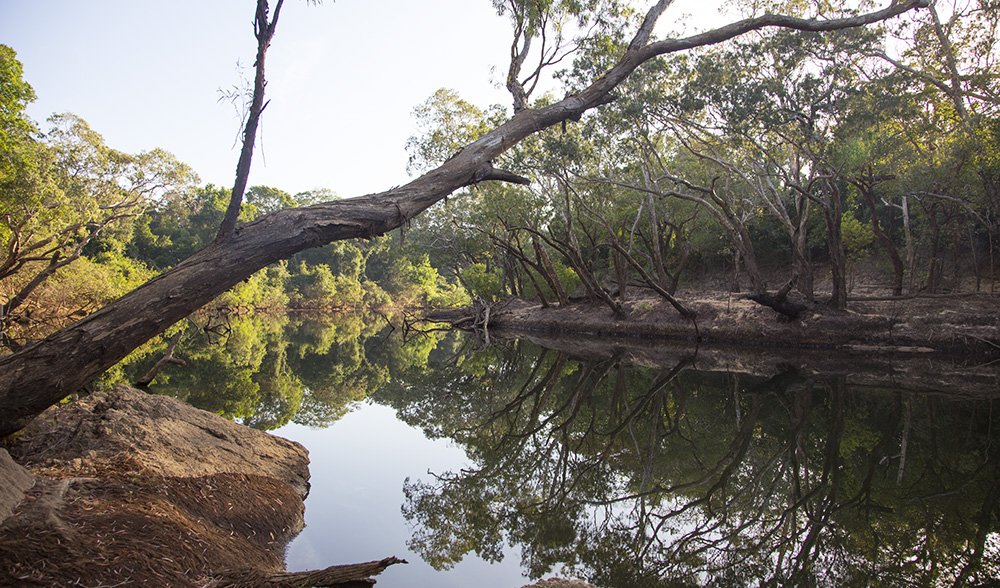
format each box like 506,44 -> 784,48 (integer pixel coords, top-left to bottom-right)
1,0 -> 726,198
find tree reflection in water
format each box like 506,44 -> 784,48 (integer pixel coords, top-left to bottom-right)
378,337 -> 1000,587
122,313 -> 446,431
131,315 -> 999,586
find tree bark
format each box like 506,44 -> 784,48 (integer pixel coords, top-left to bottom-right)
532,236 -> 568,305
793,216 -> 814,301
640,172 -> 674,292
0,0 -> 927,437
900,193 -> 916,293
216,0 -> 284,242
924,200 -> 945,293
211,556 -> 406,587
823,197 -> 848,309
856,178 -> 905,296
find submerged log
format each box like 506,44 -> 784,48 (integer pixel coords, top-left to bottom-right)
211,556 -> 407,587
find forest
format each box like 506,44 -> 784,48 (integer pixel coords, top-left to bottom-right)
3,0 -> 997,373
1,0 -> 999,586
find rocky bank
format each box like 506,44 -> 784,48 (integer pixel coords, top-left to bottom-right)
0,386 -> 401,587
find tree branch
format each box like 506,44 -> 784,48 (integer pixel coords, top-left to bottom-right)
216,0 -> 285,242
211,556 -> 406,587
469,164 -> 531,186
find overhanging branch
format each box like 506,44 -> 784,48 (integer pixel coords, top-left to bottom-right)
470,165 -> 531,186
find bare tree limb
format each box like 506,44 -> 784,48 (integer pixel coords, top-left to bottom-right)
216,0 -> 285,242
210,556 -> 406,587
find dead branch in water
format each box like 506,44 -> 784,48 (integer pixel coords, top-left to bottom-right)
452,298 -> 510,345
135,330 -> 186,388
209,556 -> 407,587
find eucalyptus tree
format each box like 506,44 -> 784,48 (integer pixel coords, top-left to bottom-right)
545,87 -> 704,303
870,0 -> 1000,292
666,41 -> 822,299
404,89 -> 524,294
0,0 -> 931,437
406,90 -> 604,307
0,110 -> 196,346
493,0 -> 633,113
545,25 -> 810,307
645,23 -> 893,308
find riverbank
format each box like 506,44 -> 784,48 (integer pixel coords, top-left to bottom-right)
472,293 -> 1000,358
0,386 -> 402,587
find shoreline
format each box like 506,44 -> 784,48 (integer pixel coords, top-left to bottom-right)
461,293 -> 1000,359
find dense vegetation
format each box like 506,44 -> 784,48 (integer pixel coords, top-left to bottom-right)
0,44 -> 468,350
402,1 -> 999,313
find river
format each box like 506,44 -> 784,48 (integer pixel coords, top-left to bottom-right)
140,314 -> 1000,587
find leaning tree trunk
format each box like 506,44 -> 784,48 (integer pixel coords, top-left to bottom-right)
0,0 -> 927,437
0,165 -> 531,437
532,236 -> 568,305
859,184 -> 904,296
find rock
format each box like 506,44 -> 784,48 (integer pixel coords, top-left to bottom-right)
0,386 -> 313,587
7,385 -> 310,496
0,448 -> 33,521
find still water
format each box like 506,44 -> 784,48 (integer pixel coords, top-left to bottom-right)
137,314 -> 1000,587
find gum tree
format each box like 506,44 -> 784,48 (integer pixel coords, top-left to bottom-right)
0,0 -> 929,437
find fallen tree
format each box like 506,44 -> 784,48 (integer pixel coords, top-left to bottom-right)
210,557 -> 407,588
0,0 -> 928,437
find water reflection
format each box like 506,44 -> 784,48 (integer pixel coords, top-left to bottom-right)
139,314 -> 1000,586
126,313 -> 442,430
378,338 -> 1000,587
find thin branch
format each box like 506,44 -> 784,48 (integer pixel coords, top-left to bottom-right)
216,0 -> 285,242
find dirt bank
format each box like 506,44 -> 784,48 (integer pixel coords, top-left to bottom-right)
509,330 -> 1000,399
481,293 -> 1000,358
0,386 -> 402,587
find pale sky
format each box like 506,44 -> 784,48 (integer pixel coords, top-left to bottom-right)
1,0 -> 726,198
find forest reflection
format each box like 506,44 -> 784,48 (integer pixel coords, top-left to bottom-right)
382,338 -> 1000,587
124,313 -> 447,430
138,314 -> 1000,586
